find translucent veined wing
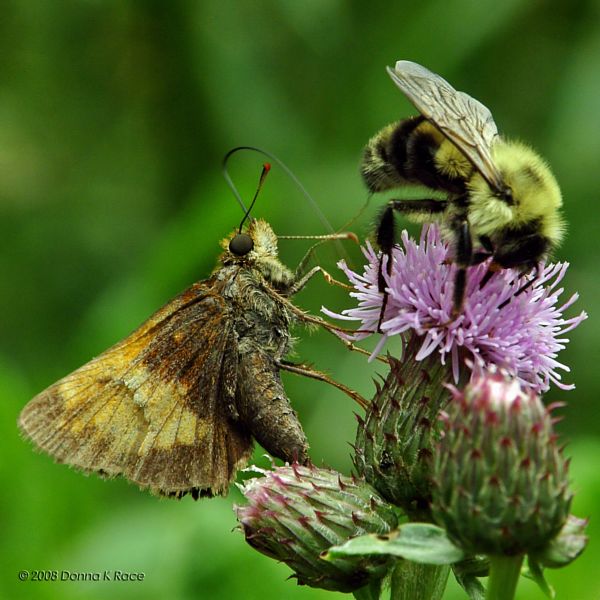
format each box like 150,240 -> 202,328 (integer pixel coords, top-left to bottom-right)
387,60 -> 504,192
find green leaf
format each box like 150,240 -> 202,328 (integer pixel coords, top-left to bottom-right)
530,514 -> 588,569
325,523 -> 464,565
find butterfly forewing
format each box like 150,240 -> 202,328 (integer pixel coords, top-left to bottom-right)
19,279 -> 253,497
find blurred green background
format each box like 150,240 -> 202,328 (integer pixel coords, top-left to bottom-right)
2,2 -> 599,599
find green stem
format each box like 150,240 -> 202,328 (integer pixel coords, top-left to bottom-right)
390,561 -> 450,600
352,577 -> 382,600
485,554 -> 524,600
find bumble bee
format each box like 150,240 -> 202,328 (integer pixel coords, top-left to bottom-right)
362,60 -> 565,323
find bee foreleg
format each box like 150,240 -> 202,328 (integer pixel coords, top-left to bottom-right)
377,198 -> 450,286
498,264 -> 540,309
478,260 -> 502,289
375,205 -> 395,332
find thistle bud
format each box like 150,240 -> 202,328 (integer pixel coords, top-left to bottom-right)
432,370 -> 571,556
234,463 -> 398,592
354,335 -> 454,520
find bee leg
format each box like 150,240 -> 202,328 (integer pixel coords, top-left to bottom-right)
489,232 -> 549,307
498,264 -> 540,309
375,205 -> 396,332
473,235 -> 497,288
479,235 -> 494,253
449,218 -> 473,319
376,198 -> 448,331
478,259 -> 502,289
388,198 -> 449,215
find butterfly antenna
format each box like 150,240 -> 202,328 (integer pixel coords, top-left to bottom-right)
337,192 -> 374,232
222,147 -> 249,214
238,163 -> 271,233
222,146 -> 335,234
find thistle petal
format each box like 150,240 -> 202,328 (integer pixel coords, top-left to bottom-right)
325,225 -> 586,393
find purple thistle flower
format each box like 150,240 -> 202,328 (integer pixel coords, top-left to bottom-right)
323,225 -> 586,393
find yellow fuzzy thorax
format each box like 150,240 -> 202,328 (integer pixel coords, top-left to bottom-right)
434,135 -> 474,180
467,140 -> 564,244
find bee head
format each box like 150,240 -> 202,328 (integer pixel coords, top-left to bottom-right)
499,186 -> 514,205
494,141 -> 563,224
469,140 -> 564,244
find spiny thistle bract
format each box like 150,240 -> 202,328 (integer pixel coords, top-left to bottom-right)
432,370 -> 571,556
234,464 -> 399,592
354,337 -> 455,521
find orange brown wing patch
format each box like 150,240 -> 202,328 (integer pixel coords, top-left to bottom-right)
19,280 -> 253,497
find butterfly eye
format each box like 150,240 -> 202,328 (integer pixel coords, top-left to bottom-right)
229,233 -> 254,256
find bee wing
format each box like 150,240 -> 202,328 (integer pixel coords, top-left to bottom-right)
19,279 -> 253,498
387,60 -> 504,191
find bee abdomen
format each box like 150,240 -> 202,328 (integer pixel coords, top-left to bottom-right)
361,116 -> 425,192
361,117 -> 467,195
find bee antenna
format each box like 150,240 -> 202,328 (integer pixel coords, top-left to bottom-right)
221,146 -> 335,234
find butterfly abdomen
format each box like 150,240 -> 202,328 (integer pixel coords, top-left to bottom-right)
235,343 -> 309,465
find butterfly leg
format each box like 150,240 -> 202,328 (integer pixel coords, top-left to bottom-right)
289,265 -> 353,296
266,285 -> 389,363
277,359 -> 367,409
292,232 -> 358,283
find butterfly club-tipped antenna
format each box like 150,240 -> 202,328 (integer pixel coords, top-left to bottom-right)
223,145 -> 335,232
224,157 -> 271,257
222,146 -> 355,264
